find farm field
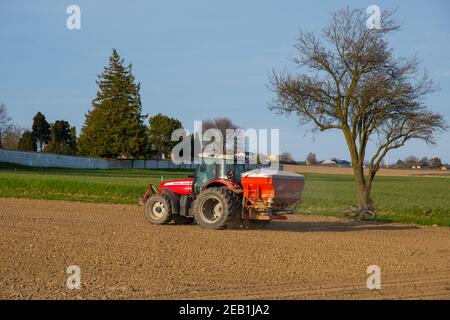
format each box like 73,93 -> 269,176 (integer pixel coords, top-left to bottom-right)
1,163 -> 450,300
0,162 -> 449,226
284,164 -> 450,177
1,198 -> 449,299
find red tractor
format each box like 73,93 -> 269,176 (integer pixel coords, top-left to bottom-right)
139,157 -> 305,229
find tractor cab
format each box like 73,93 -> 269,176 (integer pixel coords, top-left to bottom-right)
193,157 -> 246,194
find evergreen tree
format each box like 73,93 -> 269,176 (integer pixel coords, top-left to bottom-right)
18,130 -> 37,151
78,49 -> 146,158
148,113 -> 182,159
32,112 -> 51,151
44,120 -> 75,155
70,126 -> 77,154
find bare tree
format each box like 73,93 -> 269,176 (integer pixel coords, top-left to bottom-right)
429,157 -> 442,169
0,103 -> 12,147
306,152 -> 317,165
404,156 -> 419,165
280,152 -> 295,163
202,117 -> 239,154
419,157 -> 429,167
269,8 -> 447,210
1,125 -> 25,150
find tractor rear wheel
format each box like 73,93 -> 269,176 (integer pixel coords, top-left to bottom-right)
192,187 -> 241,229
144,194 -> 172,225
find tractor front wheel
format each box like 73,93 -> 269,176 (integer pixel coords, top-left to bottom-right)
144,194 -> 172,225
192,187 -> 241,229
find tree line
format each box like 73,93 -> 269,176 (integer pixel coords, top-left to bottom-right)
0,49 -> 239,159
395,156 -> 444,169
0,106 -> 78,155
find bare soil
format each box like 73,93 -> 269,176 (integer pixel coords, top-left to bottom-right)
0,198 -> 449,299
283,164 -> 450,177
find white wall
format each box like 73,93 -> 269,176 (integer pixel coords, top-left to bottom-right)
0,149 -> 268,170
0,149 -> 199,170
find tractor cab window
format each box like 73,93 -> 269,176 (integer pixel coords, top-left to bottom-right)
195,163 -> 216,193
224,163 -> 245,182
194,160 -> 246,194
231,163 -> 245,182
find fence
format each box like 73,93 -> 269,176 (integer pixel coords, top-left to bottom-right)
0,149 -> 199,169
0,149 -> 261,170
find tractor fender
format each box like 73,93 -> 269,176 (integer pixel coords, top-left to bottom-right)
202,179 -> 243,194
159,188 -> 180,213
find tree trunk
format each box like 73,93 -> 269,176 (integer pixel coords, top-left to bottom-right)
343,130 -> 374,210
353,163 -> 373,209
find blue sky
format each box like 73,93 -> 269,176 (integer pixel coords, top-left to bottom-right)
1,0 -> 449,162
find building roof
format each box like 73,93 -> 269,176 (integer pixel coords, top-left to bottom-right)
322,158 -> 351,166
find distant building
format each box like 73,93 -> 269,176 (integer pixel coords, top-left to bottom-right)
322,159 -> 337,165
321,158 -> 351,167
